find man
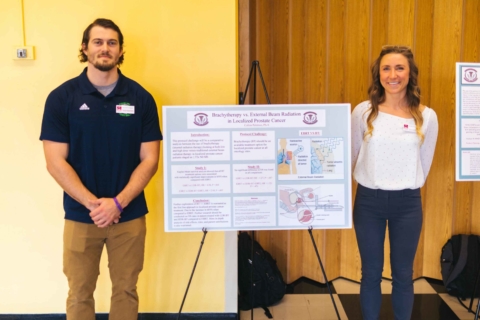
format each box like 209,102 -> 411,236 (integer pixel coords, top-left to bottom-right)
40,18 -> 162,319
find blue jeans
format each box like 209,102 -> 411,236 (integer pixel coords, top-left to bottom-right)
353,184 -> 422,320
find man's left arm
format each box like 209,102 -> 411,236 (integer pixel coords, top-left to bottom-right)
89,140 -> 160,227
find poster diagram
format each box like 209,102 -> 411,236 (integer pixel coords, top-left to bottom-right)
278,184 -> 345,226
277,138 -> 344,179
163,104 -> 352,232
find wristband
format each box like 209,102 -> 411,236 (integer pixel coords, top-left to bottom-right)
113,197 -> 123,213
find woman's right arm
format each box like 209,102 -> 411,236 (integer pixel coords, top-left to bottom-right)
351,102 -> 368,170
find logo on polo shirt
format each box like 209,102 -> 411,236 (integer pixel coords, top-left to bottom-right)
116,102 -> 134,117
79,103 -> 90,110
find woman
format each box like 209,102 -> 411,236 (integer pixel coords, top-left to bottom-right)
351,45 -> 438,320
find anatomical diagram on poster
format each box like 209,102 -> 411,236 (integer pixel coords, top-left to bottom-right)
162,104 -> 352,232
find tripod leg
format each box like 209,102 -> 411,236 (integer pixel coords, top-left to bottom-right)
308,226 -> 341,320
470,261 -> 480,313
240,61 -> 256,105
239,60 -> 270,105
177,228 -> 208,320
256,61 -> 271,104
253,62 -> 257,105
475,297 -> 480,320
251,231 -> 254,320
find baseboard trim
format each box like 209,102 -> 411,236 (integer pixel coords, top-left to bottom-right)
0,313 -> 237,320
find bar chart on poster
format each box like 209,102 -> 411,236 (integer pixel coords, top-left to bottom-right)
456,63 -> 480,181
162,104 -> 352,232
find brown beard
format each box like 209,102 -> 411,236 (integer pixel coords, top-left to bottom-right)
93,60 -> 116,72
91,53 -> 118,72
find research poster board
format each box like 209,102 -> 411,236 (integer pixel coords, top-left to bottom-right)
456,63 -> 480,181
162,104 -> 352,232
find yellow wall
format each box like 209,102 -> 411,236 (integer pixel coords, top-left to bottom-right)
0,0 -> 237,313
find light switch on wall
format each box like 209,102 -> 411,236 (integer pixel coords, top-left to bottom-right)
13,46 -> 35,60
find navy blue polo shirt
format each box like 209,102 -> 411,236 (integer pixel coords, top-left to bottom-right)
40,67 -> 162,223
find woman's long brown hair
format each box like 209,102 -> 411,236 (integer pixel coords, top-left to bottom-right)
365,45 -> 424,143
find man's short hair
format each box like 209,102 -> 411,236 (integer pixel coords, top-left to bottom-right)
78,18 -> 125,65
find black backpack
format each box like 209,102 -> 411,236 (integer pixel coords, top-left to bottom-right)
238,232 -> 286,319
441,234 -> 480,306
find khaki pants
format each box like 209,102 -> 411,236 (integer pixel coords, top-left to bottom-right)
63,216 -> 146,320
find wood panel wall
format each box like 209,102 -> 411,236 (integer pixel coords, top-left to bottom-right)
238,0 -> 480,283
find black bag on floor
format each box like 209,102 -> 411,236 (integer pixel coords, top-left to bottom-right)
238,232 -> 286,319
441,234 -> 480,304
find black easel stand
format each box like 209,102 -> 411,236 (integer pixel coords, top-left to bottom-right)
475,298 -> 480,320
177,228 -> 208,320
250,230 -> 256,320
239,60 -> 271,105
239,60 -> 271,320
308,226 -> 341,320
469,263 -> 480,320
